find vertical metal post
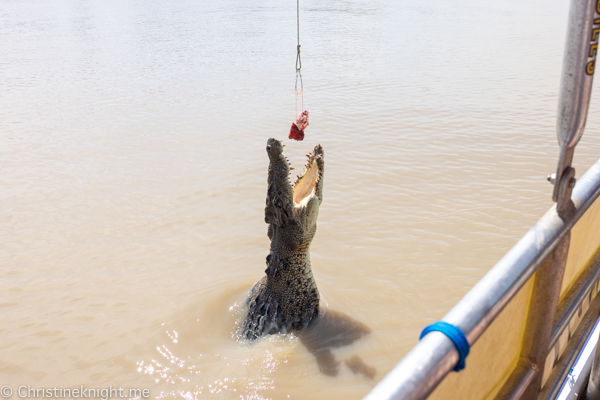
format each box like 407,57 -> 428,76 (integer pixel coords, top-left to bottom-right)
560,0 -> 600,397
552,0 -> 598,201
498,0 -> 598,397
494,233 -> 570,400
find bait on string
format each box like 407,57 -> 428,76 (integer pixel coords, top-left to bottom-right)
289,0 -> 309,141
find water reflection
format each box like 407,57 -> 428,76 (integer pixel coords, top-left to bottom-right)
300,308 -> 374,377
137,286 -> 375,399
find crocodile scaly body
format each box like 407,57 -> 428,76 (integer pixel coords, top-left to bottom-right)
241,138 -> 324,341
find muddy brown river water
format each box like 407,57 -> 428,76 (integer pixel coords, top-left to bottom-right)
3,0 -> 600,398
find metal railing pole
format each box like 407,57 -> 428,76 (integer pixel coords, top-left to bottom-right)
588,341 -> 600,399
540,293 -> 600,400
498,0 -> 597,395
553,0 -> 600,396
364,159 -> 600,400
365,0 -> 600,397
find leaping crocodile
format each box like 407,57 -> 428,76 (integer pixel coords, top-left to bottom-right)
241,138 -> 324,341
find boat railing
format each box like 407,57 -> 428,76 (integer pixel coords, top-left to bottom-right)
364,0 -> 600,398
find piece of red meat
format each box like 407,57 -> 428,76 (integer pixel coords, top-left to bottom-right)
289,123 -> 304,141
288,110 -> 309,141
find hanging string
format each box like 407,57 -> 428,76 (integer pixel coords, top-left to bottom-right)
288,0 -> 308,141
295,0 -> 303,117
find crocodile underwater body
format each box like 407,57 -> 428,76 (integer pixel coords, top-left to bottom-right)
241,138 -> 324,341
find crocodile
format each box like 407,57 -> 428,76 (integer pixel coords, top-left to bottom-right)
241,137 -> 324,341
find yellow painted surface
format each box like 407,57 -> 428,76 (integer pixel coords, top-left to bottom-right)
560,196 -> 600,298
428,195 -> 600,400
428,278 -> 534,400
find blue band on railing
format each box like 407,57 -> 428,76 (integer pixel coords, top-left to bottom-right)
420,321 -> 470,372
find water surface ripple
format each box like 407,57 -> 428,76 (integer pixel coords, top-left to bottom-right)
2,0 -> 600,398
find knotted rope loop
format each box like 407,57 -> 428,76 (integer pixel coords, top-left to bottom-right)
295,43 -> 302,94
296,44 -> 302,72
